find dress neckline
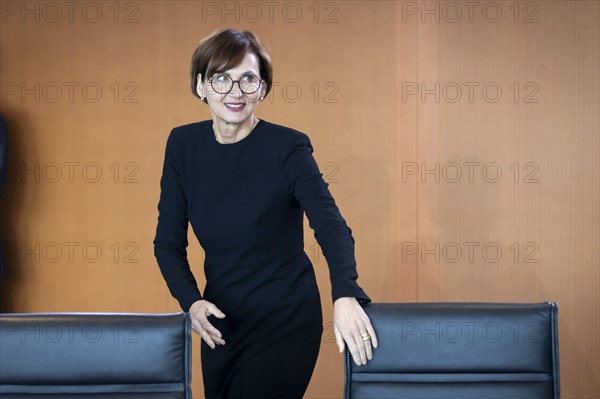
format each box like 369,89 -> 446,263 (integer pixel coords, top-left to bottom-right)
211,119 -> 264,146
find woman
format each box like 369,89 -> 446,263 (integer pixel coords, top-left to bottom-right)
154,28 -> 377,399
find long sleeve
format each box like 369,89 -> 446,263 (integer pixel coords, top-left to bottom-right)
282,132 -> 372,306
153,129 -> 202,312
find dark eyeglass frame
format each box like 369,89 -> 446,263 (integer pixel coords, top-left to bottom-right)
206,72 -> 264,95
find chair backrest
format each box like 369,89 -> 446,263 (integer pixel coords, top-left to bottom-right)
0,312 -> 192,398
345,302 -> 559,399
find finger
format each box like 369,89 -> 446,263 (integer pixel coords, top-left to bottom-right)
210,305 -> 226,318
348,341 -> 362,367
341,330 -> 362,367
196,319 -> 220,348
190,318 -> 202,335
334,326 -> 344,353
352,332 -> 368,365
199,319 -> 224,341
191,319 -> 216,349
201,328 -> 216,349
365,320 -> 378,349
361,331 -> 373,361
209,331 -> 226,345
202,320 -> 225,344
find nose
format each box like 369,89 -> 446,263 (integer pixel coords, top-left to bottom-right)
229,81 -> 243,97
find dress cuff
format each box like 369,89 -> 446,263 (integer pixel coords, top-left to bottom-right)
331,283 -> 372,306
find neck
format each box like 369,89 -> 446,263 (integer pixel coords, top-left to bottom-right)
213,116 -> 258,144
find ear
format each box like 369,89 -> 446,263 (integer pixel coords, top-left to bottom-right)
196,73 -> 204,98
260,84 -> 267,101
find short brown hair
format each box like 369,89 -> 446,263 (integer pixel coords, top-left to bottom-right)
190,28 -> 273,104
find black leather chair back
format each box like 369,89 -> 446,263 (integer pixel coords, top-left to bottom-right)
0,312 -> 192,398
345,302 -> 559,399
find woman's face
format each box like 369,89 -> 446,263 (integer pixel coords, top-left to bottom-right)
198,52 -> 266,126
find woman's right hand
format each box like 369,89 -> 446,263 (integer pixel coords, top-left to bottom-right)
189,299 -> 227,349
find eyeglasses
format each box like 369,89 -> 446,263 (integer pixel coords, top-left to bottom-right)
206,72 -> 263,95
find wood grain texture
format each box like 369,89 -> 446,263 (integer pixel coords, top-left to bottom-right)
0,1 -> 597,397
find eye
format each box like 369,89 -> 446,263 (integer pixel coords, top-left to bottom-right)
212,73 -> 229,82
241,74 -> 259,83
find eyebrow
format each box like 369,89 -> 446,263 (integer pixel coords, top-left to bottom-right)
221,69 -> 257,74
212,69 -> 258,79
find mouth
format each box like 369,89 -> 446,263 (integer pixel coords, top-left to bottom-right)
225,103 -> 246,112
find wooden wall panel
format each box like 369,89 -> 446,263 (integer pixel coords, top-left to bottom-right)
400,1 -> 599,397
1,1 -> 597,397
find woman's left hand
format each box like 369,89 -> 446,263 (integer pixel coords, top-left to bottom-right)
333,297 -> 378,366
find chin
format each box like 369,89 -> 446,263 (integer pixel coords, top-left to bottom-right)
218,111 -> 252,123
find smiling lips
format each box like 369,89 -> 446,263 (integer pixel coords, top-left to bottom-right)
225,103 -> 245,111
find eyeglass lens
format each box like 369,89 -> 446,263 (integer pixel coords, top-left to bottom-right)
211,73 -> 261,94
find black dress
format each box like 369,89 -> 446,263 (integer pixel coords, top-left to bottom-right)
153,119 -> 371,399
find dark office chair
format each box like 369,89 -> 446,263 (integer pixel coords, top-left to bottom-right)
0,312 -> 192,398
344,302 -> 559,399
